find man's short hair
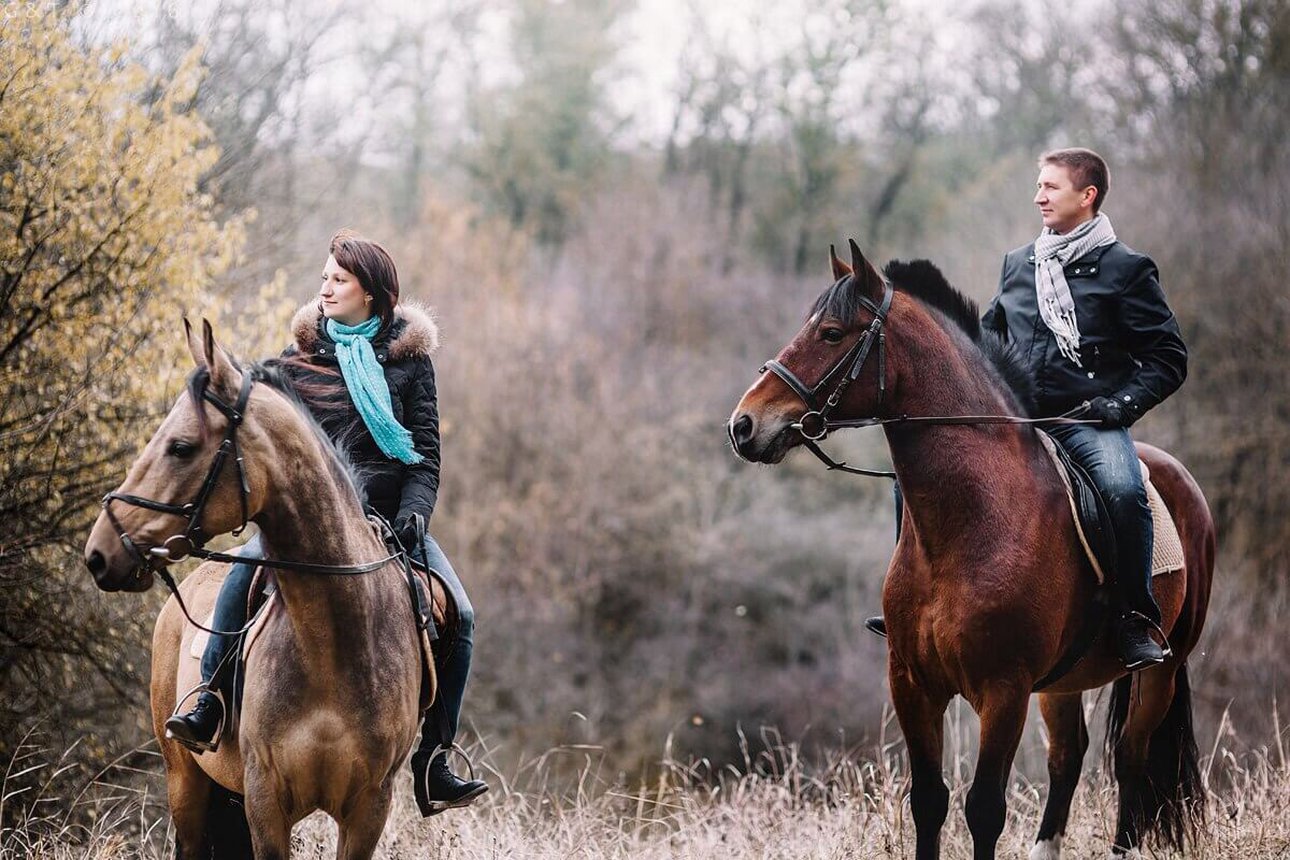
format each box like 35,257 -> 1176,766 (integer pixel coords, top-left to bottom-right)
1039,148 -> 1110,213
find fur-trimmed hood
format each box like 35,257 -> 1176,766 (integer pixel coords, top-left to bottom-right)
289,300 -> 440,361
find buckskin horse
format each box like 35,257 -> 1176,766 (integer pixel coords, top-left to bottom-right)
84,320 -> 440,860
728,242 -> 1213,859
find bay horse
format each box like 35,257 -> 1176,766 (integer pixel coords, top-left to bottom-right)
84,320 -> 434,859
728,242 -> 1214,859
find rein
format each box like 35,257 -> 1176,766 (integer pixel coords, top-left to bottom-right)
102,371 -> 407,634
759,275 -> 1101,479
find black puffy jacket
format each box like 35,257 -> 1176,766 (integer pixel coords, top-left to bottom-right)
981,240 -> 1188,422
278,301 -> 442,525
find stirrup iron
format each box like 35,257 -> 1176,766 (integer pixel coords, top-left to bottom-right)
418,743 -> 485,817
165,683 -> 226,753
1122,609 -> 1173,659
426,742 -> 478,781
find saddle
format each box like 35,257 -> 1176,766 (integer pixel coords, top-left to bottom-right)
1030,430 -> 1185,691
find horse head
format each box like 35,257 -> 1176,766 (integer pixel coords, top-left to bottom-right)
84,319 -> 264,592
729,239 -> 891,464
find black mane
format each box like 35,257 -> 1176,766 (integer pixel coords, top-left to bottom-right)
810,260 -> 1034,415
185,361 -> 369,506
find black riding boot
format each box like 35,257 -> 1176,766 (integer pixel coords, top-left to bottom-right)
412,750 -> 488,816
164,691 -> 225,753
1116,612 -> 1165,671
410,703 -> 488,817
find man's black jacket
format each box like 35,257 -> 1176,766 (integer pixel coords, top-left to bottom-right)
982,241 -> 1187,423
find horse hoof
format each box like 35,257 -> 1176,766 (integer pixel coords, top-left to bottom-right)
1029,836 -> 1061,860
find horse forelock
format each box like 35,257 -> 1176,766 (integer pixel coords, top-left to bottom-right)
808,272 -> 872,325
185,365 -> 213,439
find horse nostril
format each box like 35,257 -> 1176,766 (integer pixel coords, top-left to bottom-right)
86,549 -> 107,580
730,414 -> 754,446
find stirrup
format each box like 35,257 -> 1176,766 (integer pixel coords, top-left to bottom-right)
164,683 -> 226,753
418,743 -> 484,817
1121,609 -> 1173,659
425,742 -> 479,781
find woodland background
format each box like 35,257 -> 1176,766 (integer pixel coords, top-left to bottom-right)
1,0 -> 1287,835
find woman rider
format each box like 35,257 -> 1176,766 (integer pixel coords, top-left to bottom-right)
164,230 -> 487,815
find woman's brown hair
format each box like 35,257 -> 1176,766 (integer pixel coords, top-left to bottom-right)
328,229 -> 401,330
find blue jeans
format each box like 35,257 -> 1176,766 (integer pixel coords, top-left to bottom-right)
198,530 -> 475,746
199,533 -> 263,684
1047,423 -> 1159,623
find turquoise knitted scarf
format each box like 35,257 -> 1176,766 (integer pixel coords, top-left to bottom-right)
325,316 -> 423,465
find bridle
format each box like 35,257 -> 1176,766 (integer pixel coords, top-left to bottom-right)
758,274 -> 898,477
762,274 -> 893,445
101,371 -> 404,633
103,371 -> 256,568
757,274 -> 1097,479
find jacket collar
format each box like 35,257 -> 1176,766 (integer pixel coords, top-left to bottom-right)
290,300 -> 440,361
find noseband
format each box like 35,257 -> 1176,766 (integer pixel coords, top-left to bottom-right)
761,275 -> 893,443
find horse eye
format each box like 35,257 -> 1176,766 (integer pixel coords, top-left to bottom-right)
168,440 -> 198,459
821,327 -> 845,344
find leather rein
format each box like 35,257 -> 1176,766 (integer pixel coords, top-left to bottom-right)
101,371 -> 406,635
759,274 -> 1098,479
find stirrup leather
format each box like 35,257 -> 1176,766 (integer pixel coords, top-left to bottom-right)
164,683 -> 227,753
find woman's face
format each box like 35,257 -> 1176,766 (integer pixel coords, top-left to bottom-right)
319,255 -> 373,326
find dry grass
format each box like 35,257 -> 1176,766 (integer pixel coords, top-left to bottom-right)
5,711 -> 1290,860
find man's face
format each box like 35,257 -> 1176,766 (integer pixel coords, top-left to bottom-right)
1033,164 -> 1095,234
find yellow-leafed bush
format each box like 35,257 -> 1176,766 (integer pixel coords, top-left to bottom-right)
0,5 -> 244,765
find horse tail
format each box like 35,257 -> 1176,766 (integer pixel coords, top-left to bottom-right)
1105,662 -> 1205,852
206,784 -> 253,860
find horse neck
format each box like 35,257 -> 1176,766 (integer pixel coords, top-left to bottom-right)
247,408 -> 392,655
881,312 -> 1046,554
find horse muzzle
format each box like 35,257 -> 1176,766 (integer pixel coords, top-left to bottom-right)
84,546 -> 155,592
728,411 -> 798,464
84,516 -> 156,593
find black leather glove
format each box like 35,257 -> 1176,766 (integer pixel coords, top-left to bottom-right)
1085,396 -> 1128,428
394,512 -> 426,551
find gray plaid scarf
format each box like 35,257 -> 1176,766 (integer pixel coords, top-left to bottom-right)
1033,213 -> 1117,366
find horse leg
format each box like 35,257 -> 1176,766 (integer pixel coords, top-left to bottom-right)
335,789 -> 394,860
965,685 -> 1029,860
1107,662 -> 1203,857
160,744 -> 211,860
243,766 -> 294,860
1029,692 -> 1088,860
890,663 -> 950,860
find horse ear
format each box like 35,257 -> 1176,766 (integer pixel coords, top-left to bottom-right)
848,238 -> 886,300
201,318 -> 239,395
829,244 -> 853,281
184,317 -> 205,369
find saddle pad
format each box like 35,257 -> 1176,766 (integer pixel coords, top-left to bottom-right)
1038,433 -> 1185,581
